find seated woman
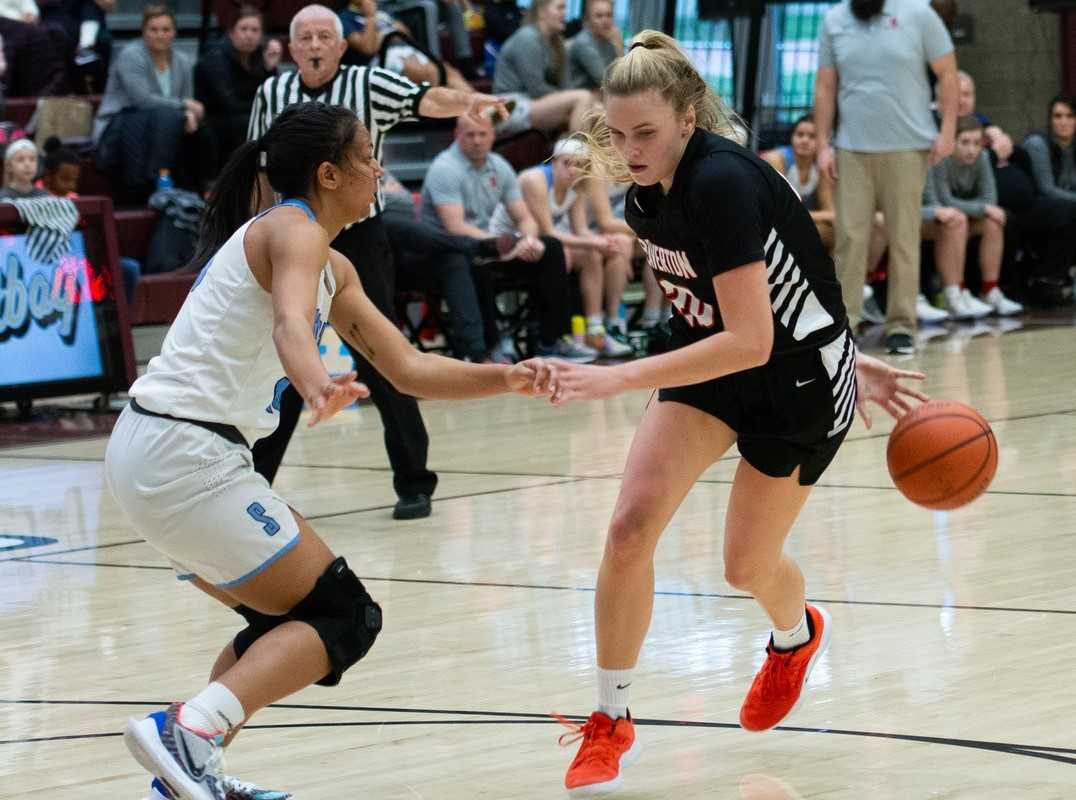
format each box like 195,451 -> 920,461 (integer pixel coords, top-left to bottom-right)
761,114 -> 894,324
194,6 -> 282,173
921,115 -> 1022,318
339,0 -> 473,92
492,0 -> 601,137
92,3 -> 214,203
489,138 -> 635,357
567,0 -> 622,91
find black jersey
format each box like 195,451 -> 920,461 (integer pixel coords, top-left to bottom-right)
626,129 -> 847,356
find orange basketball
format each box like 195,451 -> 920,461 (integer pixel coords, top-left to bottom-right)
886,400 -> 997,510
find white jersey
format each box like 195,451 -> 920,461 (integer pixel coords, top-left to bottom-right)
130,200 -> 335,446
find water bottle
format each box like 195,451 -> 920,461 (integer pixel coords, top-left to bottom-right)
156,168 -> 174,191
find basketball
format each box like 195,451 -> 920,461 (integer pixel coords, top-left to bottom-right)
886,400 -> 998,510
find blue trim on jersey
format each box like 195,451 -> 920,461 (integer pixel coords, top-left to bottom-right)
253,198 -> 316,223
215,533 -> 301,589
279,198 -> 315,219
539,162 -> 554,189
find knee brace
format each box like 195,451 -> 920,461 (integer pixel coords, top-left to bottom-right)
289,556 -> 383,686
232,604 -> 288,660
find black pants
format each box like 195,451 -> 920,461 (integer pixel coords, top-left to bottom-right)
385,207 -> 487,360
1012,194 -> 1076,283
472,235 -> 570,350
252,216 -> 438,499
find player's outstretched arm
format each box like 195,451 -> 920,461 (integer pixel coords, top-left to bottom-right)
327,251 -> 557,400
854,352 -> 928,429
269,219 -> 369,426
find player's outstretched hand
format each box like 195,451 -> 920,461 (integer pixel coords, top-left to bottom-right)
506,358 -> 559,397
854,352 -> 928,429
308,371 -> 369,427
550,362 -> 625,404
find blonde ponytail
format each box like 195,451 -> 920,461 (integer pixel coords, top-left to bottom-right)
577,30 -> 747,184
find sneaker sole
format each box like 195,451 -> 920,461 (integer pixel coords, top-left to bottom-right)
124,717 -> 214,800
566,737 -> 642,798
742,605 -> 832,734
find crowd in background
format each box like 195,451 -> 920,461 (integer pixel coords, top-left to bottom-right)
1,0 -> 1074,367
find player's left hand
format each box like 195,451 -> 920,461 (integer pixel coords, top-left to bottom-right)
467,93 -> 509,124
506,358 -> 559,396
854,352 -> 928,429
550,362 -> 625,404
308,371 -> 370,427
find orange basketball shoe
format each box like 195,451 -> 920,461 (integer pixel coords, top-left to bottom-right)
558,711 -> 640,797
739,604 -> 831,733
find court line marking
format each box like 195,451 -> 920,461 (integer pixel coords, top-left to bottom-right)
1,404 -> 1073,464
0,538 -> 143,565
9,558 -> 1076,616
0,700 -> 1072,766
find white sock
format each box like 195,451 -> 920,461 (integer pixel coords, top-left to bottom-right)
772,611 -> 810,652
179,682 -> 245,736
943,284 -> 962,302
585,314 -> 604,336
597,668 -> 634,720
606,315 -> 625,335
640,308 -> 662,328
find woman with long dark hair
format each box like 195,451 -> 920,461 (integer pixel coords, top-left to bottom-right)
105,101 -> 557,800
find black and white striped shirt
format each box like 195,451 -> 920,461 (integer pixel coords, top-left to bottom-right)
247,65 -> 429,217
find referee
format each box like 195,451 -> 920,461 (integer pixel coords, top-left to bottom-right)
247,3 -> 506,520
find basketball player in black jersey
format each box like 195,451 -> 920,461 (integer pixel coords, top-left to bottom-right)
550,31 -> 928,797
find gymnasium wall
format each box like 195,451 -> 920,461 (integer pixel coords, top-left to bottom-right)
954,1 -> 1062,140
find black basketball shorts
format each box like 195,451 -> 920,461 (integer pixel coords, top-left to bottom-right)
658,326 -> 858,486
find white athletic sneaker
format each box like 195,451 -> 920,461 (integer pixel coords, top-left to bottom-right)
147,776 -> 292,800
125,704 -> 227,800
943,287 -> 990,320
862,285 -> 886,325
916,293 -> 950,324
537,336 -> 599,364
983,287 -> 1024,316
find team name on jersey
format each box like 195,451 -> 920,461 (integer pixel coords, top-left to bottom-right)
639,239 -> 698,280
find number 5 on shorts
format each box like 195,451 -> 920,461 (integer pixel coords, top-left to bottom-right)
246,502 -> 281,536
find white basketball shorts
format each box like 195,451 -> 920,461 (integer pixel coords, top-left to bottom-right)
104,405 -> 301,588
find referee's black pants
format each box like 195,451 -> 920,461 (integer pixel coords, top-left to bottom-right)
252,216 -> 439,500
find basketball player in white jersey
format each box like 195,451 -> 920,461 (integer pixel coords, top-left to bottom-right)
545,33 -> 928,797
105,102 -> 558,800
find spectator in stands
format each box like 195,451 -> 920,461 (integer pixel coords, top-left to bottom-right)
381,170 -> 519,361
0,6 -> 67,96
489,137 -> 634,357
814,0 -> 958,355
0,138 -> 46,198
567,0 -> 621,91
922,115 -> 1023,317
421,113 -> 597,362
1024,95 -> 1076,208
40,0 -> 115,93
1020,94 -> 1076,303
38,136 -> 79,197
492,0 -> 599,136
338,0 -> 473,91
93,4 -> 214,203
195,7 -> 281,175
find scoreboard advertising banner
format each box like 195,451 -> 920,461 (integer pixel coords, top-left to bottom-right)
0,205 -> 134,402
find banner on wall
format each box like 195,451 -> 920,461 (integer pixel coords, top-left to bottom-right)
0,226 -> 128,398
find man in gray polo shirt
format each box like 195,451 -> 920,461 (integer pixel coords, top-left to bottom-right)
421,114 -> 596,362
814,0 -> 958,355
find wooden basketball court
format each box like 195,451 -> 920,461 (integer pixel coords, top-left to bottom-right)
2,316 -> 1075,799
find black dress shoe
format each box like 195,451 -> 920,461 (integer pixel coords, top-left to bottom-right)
393,494 -> 432,520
